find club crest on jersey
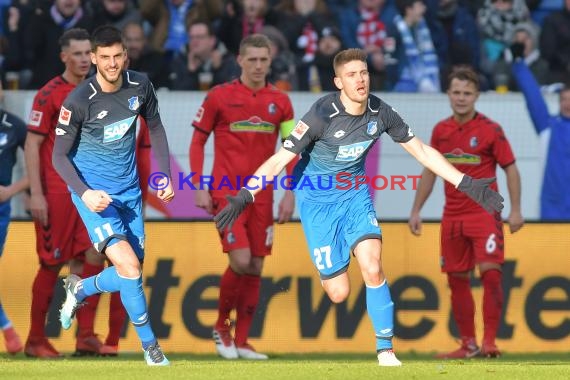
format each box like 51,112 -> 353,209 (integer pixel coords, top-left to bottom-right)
367,121 -> 378,135
28,110 -> 43,127
103,116 -> 137,143
470,136 -> 478,148
268,103 -> 276,114
128,96 -> 140,111
58,106 -> 71,126
0,133 -> 7,146
335,140 -> 373,162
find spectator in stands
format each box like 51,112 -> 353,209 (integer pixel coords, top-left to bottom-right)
386,0 -> 441,92
186,0 -> 225,33
539,0 -> 570,84
273,0 -> 336,91
477,0 -> 530,89
425,0 -> 481,90
217,0 -> 280,55
313,25 -> 344,91
512,51 -> 570,220
169,21 -> 239,90
493,21 -> 548,91
22,0 -> 93,89
527,0 -> 563,26
1,0 -> 35,89
260,25 -> 298,91
140,0 -> 193,59
91,0 -> 142,31
460,0 -> 485,15
337,0 -> 397,91
123,21 -> 170,89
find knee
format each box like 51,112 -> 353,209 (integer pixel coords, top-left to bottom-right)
116,262 -> 141,278
326,286 -> 350,304
361,264 -> 383,285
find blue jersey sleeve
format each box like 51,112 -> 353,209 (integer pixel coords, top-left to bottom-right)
511,60 -> 550,134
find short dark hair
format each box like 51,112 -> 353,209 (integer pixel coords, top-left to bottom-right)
447,65 -> 480,91
59,28 -> 90,49
91,25 -> 125,52
239,34 -> 271,56
188,20 -> 215,37
333,48 -> 367,76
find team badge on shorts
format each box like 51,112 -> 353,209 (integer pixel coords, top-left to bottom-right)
368,212 -> 378,227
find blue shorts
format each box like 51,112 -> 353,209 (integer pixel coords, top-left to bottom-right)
71,188 -> 145,261
0,201 -> 10,257
297,190 -> 382,280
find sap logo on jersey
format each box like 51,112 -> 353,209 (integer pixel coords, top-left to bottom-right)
335,140 -> 373,162
103,116 -> 137,143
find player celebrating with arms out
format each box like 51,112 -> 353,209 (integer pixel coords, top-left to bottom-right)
52,25 -> 174,366
214,48 -> 504,366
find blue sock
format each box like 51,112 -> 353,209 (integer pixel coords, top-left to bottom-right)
118,274 -> 156,349
366,280 -> 394,351
0,301 -> 10,329
77,266 -> 121,301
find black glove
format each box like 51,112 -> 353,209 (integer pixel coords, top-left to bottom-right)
214,188 -> 254,231
510,42 -> 525,60
457,175 -> 504,214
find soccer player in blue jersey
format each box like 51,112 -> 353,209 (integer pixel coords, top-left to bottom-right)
0,105 -> 28,355
52,25 -> 174,366
214,48 -> 504,366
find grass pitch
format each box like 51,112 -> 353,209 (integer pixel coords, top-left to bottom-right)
1,352 -> 569,380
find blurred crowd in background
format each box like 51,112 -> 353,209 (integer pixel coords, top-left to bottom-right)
0,0 -> 568,93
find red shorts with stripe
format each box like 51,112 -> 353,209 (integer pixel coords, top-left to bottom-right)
212,196 -> 273,257
440,212 -> 504,273
34,193 -> 91,266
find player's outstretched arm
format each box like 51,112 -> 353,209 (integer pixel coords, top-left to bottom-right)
400,137 -> 504,214
214,148 -> 297,231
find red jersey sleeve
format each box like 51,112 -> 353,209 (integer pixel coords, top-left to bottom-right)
192,90 -> 219,134
491,124 -> 516,168
27,88 -> 56,135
